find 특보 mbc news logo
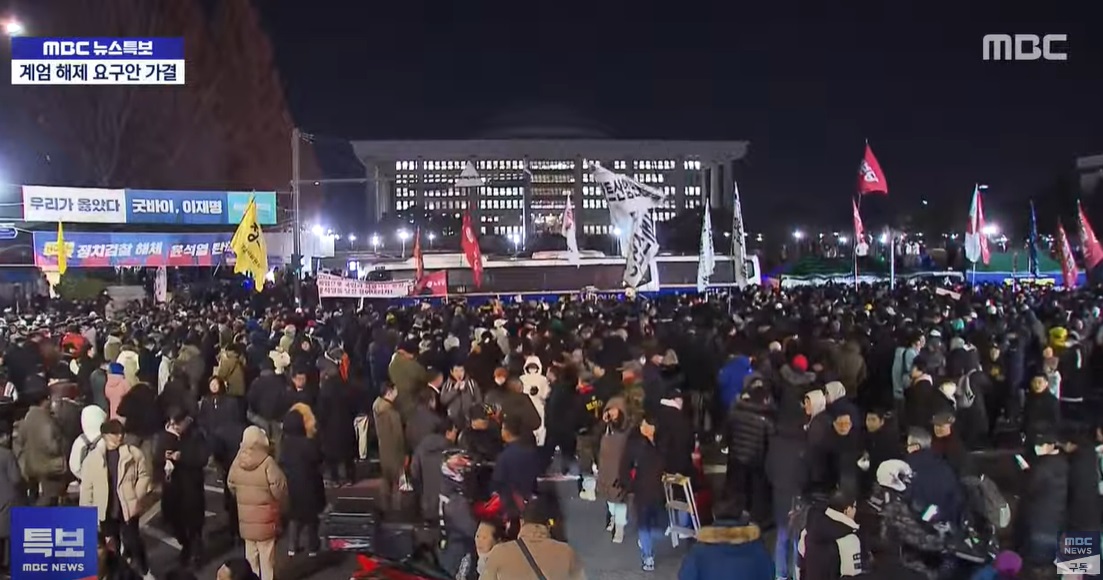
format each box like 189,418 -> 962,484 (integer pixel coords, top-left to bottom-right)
983,34 -> 1068,61
12,507 -> 98,580
10,37 -> 186,85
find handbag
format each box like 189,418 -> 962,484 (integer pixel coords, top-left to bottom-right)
515,538 -> 548,580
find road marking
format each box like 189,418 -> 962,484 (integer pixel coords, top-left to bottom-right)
144,525 -> 182,550
205,484 -> 224,494
703,464 -> 726,475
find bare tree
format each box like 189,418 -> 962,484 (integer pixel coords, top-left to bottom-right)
16,0 -> 227,188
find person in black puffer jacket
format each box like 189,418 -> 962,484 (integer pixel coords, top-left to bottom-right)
724,384 -> 775,524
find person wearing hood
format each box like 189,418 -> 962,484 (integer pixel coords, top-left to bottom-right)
215,345 -> 247,398
796,491 -> 868,580
823,381 -> 859,434
677,497 -> 774,580
116,343 -> 141,388
228,425 -> 288,580
596,395 -> 632,543
1054,328 -> 1088,421
157,407 -> 210,567
69,404 -> 107,480
278,404 -> 325,557
104,362 -> 131,420
519,355 -> 551,447
725,384 -> 775,524
316,365 -> 358,487
411,418 -> 458,524
440,359 -> 482,428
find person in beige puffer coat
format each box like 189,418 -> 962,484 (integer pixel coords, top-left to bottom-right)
227,426 -> 288,580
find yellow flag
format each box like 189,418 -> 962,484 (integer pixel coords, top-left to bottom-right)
229,197 -> 268,292
56,222 -> 67,276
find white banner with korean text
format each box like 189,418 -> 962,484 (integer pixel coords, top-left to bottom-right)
23,186 -> 127,223
316,273 -> 414,298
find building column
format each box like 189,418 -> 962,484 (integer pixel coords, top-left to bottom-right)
522,156 -> 531,245
674,155 -> 687,210
415,157 -> 426,209
710,161 -> 723,209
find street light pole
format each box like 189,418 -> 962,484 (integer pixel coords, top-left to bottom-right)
291,127 -> 301,302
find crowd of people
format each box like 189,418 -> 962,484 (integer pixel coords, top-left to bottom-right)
0,278 -> 1097,580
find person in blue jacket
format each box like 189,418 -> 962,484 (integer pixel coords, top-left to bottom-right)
718,352 -> 753,414
677,497 -> 774,580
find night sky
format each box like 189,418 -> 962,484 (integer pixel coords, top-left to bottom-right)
267,1 -> 1098,235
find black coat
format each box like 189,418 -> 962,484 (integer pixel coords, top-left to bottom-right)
1065,446 -> 1100,532
278,411 -> 327,520
315,377 -> 357,462
727,398 -> 775,467
197,395 -> 246,467
405,405 -> 443,455
247,371 -> 289,421
1022,453 -> 1068,542
621,432 -> 666,510
156,427 -> 210,533
654,404 -> 695,477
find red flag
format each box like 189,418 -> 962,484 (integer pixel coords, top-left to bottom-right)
857,144 -> 889,195
852,198 -> 864,242
460,212 -> 483,288
410,270 -> 447,296
1077,201 -> 1103,271
413,227 -> 424,282
1057,222 -> 1080,288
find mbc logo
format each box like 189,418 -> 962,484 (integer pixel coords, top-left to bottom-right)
983,34 -> 1067,61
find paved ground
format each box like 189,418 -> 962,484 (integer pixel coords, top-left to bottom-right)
134,459 -> 717,579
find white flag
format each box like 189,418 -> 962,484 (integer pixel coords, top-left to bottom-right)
697,198 -> 715,292
592,162 -> 666,288
731,181 -> 749,286
562,199 -> 580,265
154,266 -> 168,303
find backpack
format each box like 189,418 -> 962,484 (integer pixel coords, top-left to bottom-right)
76,433 -> 102,478
961,474 -> 1010,529
956,370 -> 978,409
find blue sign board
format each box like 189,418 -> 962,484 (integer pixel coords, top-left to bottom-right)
124,189 -> 276,225
12,506 -> 98,580
0,227 -> 18,240
10,37 -> 184,60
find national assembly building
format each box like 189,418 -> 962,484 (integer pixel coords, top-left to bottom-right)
351,107 -> 748,241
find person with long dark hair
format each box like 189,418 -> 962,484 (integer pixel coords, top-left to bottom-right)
157,406 -> 210,568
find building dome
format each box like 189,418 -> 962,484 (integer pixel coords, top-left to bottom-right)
476,103 -> 612,139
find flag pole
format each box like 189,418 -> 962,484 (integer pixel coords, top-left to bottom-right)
889,228 -> 896,290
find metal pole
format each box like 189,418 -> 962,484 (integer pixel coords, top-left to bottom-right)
291,127 -> 301,302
